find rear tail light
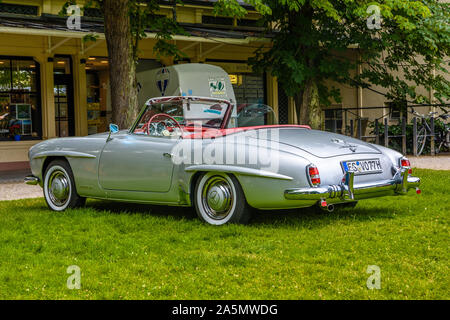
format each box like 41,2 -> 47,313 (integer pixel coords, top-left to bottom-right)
400,157 -> 412,174
400,158 -> 410,167
308,165 -> 321,186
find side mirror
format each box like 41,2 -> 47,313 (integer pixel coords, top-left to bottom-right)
107,123 -> 119,142
109,123 -> 119,133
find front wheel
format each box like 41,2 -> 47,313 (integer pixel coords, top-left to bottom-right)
43,159 -> 86,211
194,172 -> 251,225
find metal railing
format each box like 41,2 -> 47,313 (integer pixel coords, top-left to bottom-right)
322,104 -> 450,156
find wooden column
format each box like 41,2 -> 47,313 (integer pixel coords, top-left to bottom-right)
375,119 -> 379,145
412,117 -> 418,156
401,117 -> 407,155
430,117 -> 435,156
384,118 -> 389,147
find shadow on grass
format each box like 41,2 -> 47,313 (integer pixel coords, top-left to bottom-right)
8,197 -> 398,229
251,205 -> 397,226
86,199 -> 197,221
83,199 -> 395,228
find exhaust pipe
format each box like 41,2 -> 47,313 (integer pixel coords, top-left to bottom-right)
318,200 -> 334,213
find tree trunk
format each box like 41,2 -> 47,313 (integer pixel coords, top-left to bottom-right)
103,0 -> 139,129
294,80 -> 321,129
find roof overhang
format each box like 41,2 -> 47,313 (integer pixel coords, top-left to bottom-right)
0,26 -> 270,46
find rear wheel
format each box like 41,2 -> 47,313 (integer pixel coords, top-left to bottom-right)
43,159 -> 86,211
194,172 -> 251,225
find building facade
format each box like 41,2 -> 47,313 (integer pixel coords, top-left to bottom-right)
0,0 -> 284,170
0,1 -> 446,170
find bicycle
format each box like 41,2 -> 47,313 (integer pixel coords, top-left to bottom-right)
435,114 -> 449,154
410,108 -> 449,155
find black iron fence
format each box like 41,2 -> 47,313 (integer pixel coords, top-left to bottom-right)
322,104 -> 450,156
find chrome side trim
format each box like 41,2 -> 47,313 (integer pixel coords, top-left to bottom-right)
33,151 -> 96,159
185,165 -> 293,181
285,169 -> 420,201
24,175 -> 39,185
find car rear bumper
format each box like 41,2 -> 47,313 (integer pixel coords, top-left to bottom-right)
284,169 -> 420,201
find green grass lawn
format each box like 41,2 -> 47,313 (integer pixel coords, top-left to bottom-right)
0,168 -> 448,300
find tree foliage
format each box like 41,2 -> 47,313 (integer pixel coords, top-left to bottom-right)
61,0 -> 185,128
217,0 -> 450,125
62,0 -> 185,62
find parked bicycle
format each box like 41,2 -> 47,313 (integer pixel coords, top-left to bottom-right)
435,114 -> 449,154
410,108 -> 449,155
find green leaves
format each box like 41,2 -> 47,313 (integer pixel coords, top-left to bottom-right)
60,0 -> 448,107
213,0 -> 249,18
226,0 -> 449,106
61,1 -> 187,63
83,34 -> 99,43
128,0 -> 186,61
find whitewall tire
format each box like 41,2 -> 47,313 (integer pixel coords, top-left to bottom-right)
43,160 -> 85,211
194,172 -> 251,225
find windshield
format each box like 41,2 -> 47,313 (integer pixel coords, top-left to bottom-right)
236,103 -> 278,127
133,97 -> 231,134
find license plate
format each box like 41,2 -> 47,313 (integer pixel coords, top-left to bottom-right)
342,159 -> 382,175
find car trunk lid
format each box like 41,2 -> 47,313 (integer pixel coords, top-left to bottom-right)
272,128 -> 381,158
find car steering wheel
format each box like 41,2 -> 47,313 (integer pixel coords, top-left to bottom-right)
145,113 -> 183,137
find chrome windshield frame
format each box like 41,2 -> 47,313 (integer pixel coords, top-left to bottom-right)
129,96 -> 233,133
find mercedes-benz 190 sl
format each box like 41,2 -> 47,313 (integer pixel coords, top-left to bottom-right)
25,96 -> 420,225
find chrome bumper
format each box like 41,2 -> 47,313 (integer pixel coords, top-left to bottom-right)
284,169 -> 420,201
24,175 -> 39,185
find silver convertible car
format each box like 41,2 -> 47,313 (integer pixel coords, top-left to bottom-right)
26,96 -> 420,225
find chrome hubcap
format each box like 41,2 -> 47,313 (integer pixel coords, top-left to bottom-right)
48,170 -> 70,206
202,176 -> 233,220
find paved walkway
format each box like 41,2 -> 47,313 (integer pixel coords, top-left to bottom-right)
0,169 -> 43,201
0,182 -> 42,201
409,156 -> 450,170
0,169 -> 31,184
0,156 -> 448,201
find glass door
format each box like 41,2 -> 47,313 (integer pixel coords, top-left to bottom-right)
53,56 -> 74,137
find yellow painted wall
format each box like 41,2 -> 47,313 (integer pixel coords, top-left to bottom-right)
0,140 -> 41,163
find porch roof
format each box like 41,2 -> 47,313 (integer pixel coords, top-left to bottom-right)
0,12 -> 271,45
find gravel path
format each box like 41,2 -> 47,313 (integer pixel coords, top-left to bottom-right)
409,156 -> 450,170
0,183 -> 43,201
0,168 -> 43,201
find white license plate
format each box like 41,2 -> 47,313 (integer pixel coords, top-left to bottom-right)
342,159 -> 382,175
